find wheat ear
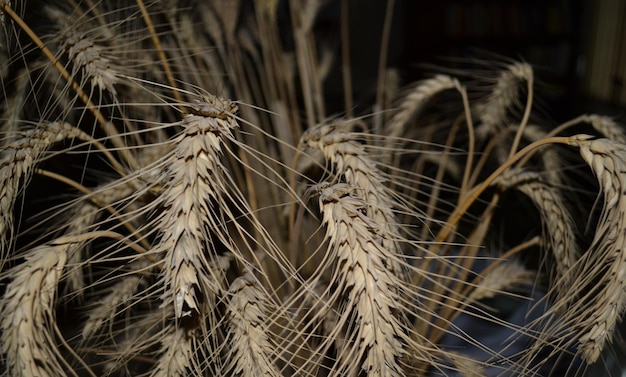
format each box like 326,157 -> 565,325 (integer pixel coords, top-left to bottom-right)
224,271 -> 280,377
566,135 -> 626,362
475,62 -> 533,139
299,122 -> 405,278
0,242 -> 70,377
157,95 -> 238,320
495,170 -> 578,287
385,75 -> 457,142
0,122 -> 87,263
150,325 -> 196,377
467,260 -> 535,303
50,7 -> 119,95
317,182 -> 405,377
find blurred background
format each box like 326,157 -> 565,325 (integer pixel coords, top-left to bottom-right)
308,0 -> 625,121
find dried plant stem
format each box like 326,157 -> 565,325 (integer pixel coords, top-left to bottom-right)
136,0 -> 183,108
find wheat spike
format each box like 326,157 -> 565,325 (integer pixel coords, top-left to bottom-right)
0,242 -> 70,377
496,170 -> 578,287
475,62 -> 532,139
385,75 -> 457,141
468,260 -> 535,303
0,122 -> 86,264
317,182 -> 405,377
50,7 -> 119,95
157,95 -> 238,319
224,271 -> 280,377
299,122 -> 405,278
150,325 -> 196,377
585,114 -> 626,144
566,135 -> 626,362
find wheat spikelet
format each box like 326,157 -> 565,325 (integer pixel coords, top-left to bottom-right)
0,242 -> 70,377
495,170 -> 578,287
317,182 -> 405,377
475,62 -> 532,139
157,94 -> 238,320
223,271 -> 280,377
566,135 -> 626,362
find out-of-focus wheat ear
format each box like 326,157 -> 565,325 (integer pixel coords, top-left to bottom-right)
444,352 -> 487,377
223,271 -> 281,377
81,261 -> 149,340
0,242 -> 71,377
585,114 -> 626,143
385,75 -> 457,143
0,122 -> 86,265
317,182 -> 406,377
467,260 -> 535,303
48,7 -> 119,96
1,68 -> 30,142
517,124 -> 564,187
150,325 -> 197,377
157,94 -> 239,320
565,135 -> 626,362
474,62 -> 533,139
495,170 -> 578,288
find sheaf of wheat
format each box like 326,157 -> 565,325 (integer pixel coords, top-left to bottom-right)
1,1 -> 626,377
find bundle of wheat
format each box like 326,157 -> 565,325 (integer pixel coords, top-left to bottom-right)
1,1 -> 626,376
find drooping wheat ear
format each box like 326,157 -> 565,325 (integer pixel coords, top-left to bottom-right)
157,95 -> 239,320
565,135 -> 626,362
0,242 -> 70,377
467,260 -> 535,303
0,122 -> 86,265
385,75 -> 457,142
299,122 -> 405,278
475,62 -> 533,139
223,271 -> 280,377
317,182 -> 406,377
495,170 -> 578,288
49,7 -> 119,96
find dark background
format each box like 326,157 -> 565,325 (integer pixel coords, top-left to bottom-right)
314,0 -> 625,121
